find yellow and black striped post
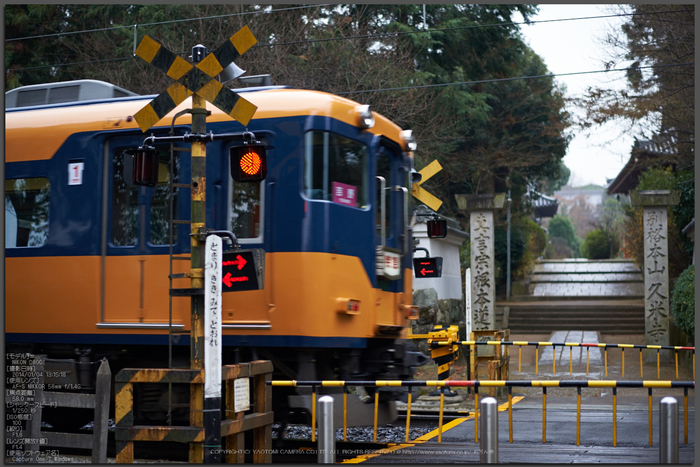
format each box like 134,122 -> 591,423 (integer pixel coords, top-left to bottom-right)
428,325 -> 459,395
130,27 -> 261,462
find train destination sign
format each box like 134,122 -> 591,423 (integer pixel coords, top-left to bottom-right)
413,257 -> 443,278
221,249 -> 264,292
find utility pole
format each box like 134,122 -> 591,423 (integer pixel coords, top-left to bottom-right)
506,190 -> 511,302
189,90 -> 207,463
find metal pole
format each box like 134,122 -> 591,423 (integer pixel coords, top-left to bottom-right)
506,190 -> 511,302
479,397 -> 498,463
190,47 -> 209,463
318,396 -> 335,464
659,396 -> 679,463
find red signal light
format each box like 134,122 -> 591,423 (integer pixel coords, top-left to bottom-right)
240,148 -> 262,176
231,144 -> 267,182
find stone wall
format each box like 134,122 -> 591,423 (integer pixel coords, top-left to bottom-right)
412,287 -> 465,356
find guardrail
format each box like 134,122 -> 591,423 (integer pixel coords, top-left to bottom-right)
435,340 -> 695,379
269,379 -> 694,447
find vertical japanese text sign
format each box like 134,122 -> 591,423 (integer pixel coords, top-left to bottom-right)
205,235 -> 223,398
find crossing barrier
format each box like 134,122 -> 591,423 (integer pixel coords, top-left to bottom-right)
433,340 -> 695,380
269,379 -> 693,447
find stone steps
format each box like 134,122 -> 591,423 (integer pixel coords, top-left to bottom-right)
505,259 -> 645,334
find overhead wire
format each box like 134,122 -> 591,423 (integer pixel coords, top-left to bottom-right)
4,4 -> 334,42
336,62 -> 694,95
5,7 -> 692,44
6,6 -> 693,93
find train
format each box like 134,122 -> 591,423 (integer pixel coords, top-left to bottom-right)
5,79 -> 430,427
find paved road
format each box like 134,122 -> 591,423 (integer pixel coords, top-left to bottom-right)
357,396 -> 695,464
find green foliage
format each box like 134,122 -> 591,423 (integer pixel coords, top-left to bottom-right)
547,214 -> 579,256
672,168 -> 695,256
637,166 -> 675,190
626,166 -> 693,278
459,240 -> 471,271
494,221 -> 527,283
580,229 -> 611,260
540,160 -> 571,195
671,265 -> 694,338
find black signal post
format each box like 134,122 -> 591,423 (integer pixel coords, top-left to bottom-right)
131,27 -> 259,464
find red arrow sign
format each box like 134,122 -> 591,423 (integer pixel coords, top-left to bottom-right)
420,268 -> 434,276
223,272 -> 250,287
222,254 -> 247,270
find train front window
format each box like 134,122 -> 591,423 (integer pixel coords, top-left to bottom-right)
5,177 -> 50,248
303,131 -> 368,208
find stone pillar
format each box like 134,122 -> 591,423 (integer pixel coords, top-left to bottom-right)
630,190 -> 680,362
455,194 -> 506,331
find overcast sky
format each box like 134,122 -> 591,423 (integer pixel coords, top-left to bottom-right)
517,4 -> 635,188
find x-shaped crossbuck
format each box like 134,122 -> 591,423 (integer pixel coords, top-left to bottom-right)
133,26 -> 258,133
412,159 -> 443,211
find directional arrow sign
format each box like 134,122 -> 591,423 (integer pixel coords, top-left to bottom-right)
133,26 -> 258,132
221,250 -> 260,292
413,257 -> 443,278
223,254 -> 247,271
412,160 -> 443,211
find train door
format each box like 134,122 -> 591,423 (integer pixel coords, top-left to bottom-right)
375,140 -> 410,327
99,136 -> 189,329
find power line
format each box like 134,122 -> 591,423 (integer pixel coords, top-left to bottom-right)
4,4 -> 333,42
254,8 -> 695,48
335,63 -> 694,95
5,6 -> 692,45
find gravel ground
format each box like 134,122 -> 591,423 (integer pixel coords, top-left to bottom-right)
273,422 -> 435,444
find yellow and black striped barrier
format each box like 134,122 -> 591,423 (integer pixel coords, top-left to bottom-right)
428,325 -> 460,386
434,340 -> 695,380
269,379 -> 694,447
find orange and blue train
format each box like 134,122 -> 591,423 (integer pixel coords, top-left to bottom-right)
5,79 -> 428,425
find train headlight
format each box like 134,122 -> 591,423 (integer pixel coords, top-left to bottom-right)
356,105 -> 375,129
401,129 -> 417,152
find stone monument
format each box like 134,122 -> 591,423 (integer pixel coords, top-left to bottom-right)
455,193 -> 506,331
630,189 -> 680,362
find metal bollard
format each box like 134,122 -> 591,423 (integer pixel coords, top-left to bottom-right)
659,396 -> 678,463
318,395 -> 335,464
479,397 -> 498,463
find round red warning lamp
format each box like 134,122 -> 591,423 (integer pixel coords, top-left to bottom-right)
240,148 -> 262,176
231,144 -> 267,182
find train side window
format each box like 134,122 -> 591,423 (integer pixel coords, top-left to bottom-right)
303,131 -> 368,208
230,179 -> 263,242
5,177 -> 51,248
377,148 -> 393,238
149,150 -> 179,245
111,149 -> 138,246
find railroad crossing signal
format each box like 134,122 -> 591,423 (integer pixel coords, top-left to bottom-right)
133,26 -> 258,132
412,159 -> 443,211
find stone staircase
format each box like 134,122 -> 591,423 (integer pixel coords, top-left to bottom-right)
503,259 -> 645,334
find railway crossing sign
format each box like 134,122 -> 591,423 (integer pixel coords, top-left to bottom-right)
412,160 -> 443,211
132,26 -> 258,132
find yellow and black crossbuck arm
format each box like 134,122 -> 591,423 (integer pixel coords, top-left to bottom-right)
133,26 -> 258,132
